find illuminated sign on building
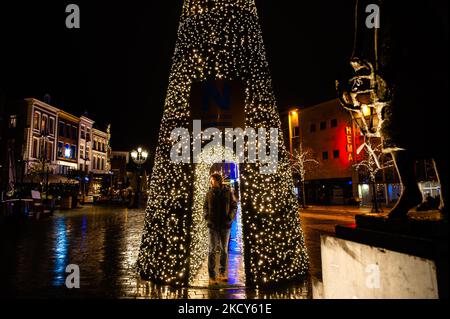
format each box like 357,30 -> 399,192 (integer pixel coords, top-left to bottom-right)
345,126 -> 354,162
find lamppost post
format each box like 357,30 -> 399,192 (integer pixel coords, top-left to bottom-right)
39,129 -> 50,194
80,146 -> 90,204
130,147 -> 148,209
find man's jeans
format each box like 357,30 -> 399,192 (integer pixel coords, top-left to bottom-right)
208,228 -> 231,279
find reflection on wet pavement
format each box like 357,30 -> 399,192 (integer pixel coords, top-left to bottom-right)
0,206 -> 309,299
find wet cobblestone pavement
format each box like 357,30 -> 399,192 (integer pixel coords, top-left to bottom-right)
0,206 -> 310,299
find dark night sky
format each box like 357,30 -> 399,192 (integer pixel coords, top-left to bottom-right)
0,1 -> 355,151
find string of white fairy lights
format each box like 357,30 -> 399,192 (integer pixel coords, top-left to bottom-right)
137,0 -> 308,287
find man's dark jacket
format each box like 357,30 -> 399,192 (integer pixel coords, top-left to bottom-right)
203,185 -> 238,230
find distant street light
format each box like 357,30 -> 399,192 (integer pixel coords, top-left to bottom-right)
130,147 -> 148,208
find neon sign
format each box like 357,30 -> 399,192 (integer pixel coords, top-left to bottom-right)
345,126 -> 354,162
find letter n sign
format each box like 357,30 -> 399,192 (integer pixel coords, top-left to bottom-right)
190,80 -> 245,130
201,81 -> 231,112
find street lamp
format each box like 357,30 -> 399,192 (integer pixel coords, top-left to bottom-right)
130,147 -> 148,208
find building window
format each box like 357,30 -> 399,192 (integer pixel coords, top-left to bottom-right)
86,146 -> 90,159
32,137 -> 39,158
81,125 -> 86,139
320,121 -> 327,130
47,141 -> 54,161
9,115 -> 17,128
333,150 -> 340,159
33,111 -> 41,131
49,117 -> 55,135
80,163 -> 84,172
93,157 -> 96,170
322,151 -> 329,160
59,122 -> 65,137
71,145 -> 77,160
101,158 -> 105,170
86,128 -> 91,141
293,126 -> 300,138
310,124 -> 316,133
41,114 -> 48,133
64,124 -> 69,139
73,126 -> 78,140
58,142 -> 64,158
67,125 -> 73,139
331,119 -> 338,128
39,140 -> 45,159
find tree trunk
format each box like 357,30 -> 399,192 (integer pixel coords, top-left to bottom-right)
371,180 -> 380,213
301,180 -> 307,209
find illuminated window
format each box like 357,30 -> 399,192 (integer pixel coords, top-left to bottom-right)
33,111 -> 41,131
333,150 -> 340,159
331,119 -> 338,128
322,151 -> 329,160
41,114 -> 48,133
